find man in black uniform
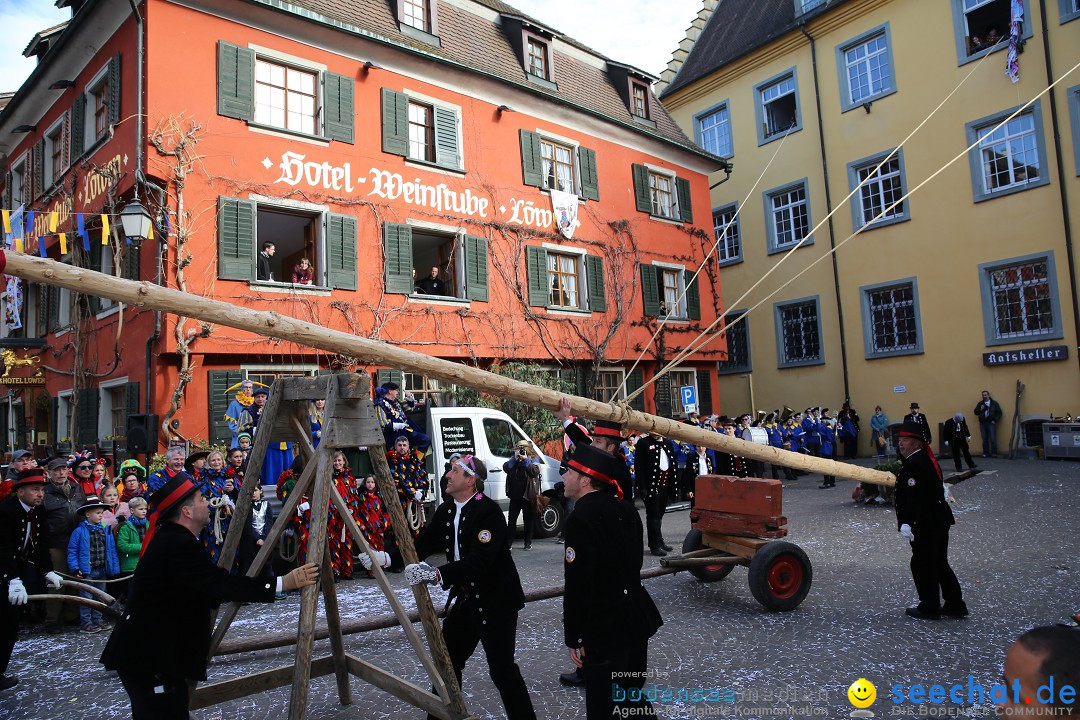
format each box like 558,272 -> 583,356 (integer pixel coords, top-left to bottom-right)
894,420 -> 967,620
101,475 -> 318,719
903,402 -> 933,445
563,443 -> 662,719
634,432 -> 676,557
942,412 -> 977,472
406,454 -> 536,720
555,398 -> 633,503
0,468 -> 63,690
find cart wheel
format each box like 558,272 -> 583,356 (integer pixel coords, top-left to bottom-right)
747,541 -> 812,611
682,529 -> 735,583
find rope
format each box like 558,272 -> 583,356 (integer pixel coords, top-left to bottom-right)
624,40 -> 1024,405
208,495 -> 233,544
56,570 -> 133,584
278,528 -> 299,563
405,499 -> 425,533
640,55 -> 1080,394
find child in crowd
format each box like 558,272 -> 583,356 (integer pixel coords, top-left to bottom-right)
116,497 -> 148,602
100,483 -> 129,528
227,447 -> 246,491
356,475 -> 393,576
67,496 -> 120,633
250,485 -> 275,549
237,433 -> 253,461
92,458 -> 111,489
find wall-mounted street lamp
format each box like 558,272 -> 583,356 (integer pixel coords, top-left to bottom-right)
119,198 -> 153,248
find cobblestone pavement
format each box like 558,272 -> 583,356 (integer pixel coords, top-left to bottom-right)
4,457 -> 1078,720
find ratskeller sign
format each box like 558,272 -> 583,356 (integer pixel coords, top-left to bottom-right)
982,345 -> 1069,366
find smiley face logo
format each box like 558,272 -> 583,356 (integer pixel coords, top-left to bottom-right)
848,678 -> 876,709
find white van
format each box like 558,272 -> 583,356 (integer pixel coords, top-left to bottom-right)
423,407 -> 566,538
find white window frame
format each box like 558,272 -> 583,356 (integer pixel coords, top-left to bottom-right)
835,24 -> 896,112
249,46 -> 327,138
645,164 -> 678,220
539,135 -> 579,194
694,100 -> 732,158
860,278 -> 924,359
763,179 -> 812,254
84,61 -> 110,149
774,295 -> 824,368
546,247 -> 585,310
249,193 -> 330,288
951,0 -> 1032,65
712,203 -> 741,266
964,102 -> 1050,202
847,149 -> 909,230
667,367 -> 697,416
753,68 -> 802,145
978,251 -> 1064,346
591,367 -> 626,404
403,89 -> 465,172
652,260 -> 688,319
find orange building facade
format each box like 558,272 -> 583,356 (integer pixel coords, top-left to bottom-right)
0,0 -> 726,458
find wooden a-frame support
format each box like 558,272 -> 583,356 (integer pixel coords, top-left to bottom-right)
190,372 -> 472,720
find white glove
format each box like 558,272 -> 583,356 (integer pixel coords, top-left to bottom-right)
899,524 -> 915,541
392,422 -> 407,431
45,571 -> 62,590
359,550 -> 391,571
966,436 -> 971,442
297,501 -> 310,514
7,578 -> 27,605
405,562 -> 440,586
413,490 -> 424,502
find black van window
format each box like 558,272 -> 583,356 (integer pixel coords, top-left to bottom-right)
482,418 -> 524,457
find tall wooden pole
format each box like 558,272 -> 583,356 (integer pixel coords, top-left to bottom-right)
0,252 -> 894,486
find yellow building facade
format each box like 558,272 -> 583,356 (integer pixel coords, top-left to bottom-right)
659,0 -> 1080,455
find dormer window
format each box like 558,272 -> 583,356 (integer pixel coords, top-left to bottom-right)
527,36 -> 549,79
396,0 -> 440,45
402,0 -> 430,32
631,81 -> 649,119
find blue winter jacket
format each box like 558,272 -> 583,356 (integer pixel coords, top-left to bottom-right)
819,425 -> 836,457
67,519 -> 121,576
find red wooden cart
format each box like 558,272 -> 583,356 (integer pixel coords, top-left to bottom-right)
660,475 -> 812,611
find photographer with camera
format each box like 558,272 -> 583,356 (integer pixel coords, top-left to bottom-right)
504,440 -> 542,550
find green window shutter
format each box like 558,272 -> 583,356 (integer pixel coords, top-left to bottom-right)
632,164 -> 651,213
217,41 -> 254,121
383,222 -> 413,294
107,54 -> 122,127
433,106 -> 461,170
69,94 -> 85,160
625,370 -> 645,411
75,387 -> 99,446
575,366 -> 590,399
381,88 -> 409,156
695,368 -> 712,415
125,381 -> 140,416
209,370 -> 243,446
376,369 -> 404,389
464,235 -> 489,302
88,243 -> 102,314
525,246 -> 549,307
686,272 -> 700,320
653,372 -> 672,418
327,213 -> 358,290
218,196 -> 255,281
520,130 -> 543,188
33,139 -> 44,199
124,245 -> 140,281
578,146 -> 599,201
322,71 -> 354,144
50,397 -> 58,448
584,255 -> 606,312
640,263 -> 659,316
676,176 -> 693,223
37,285 -> 48,336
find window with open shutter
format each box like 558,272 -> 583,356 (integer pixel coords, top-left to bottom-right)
686,272 -> 701,320
107,54 -> 121,127
695,369 -> 712,414
33,140 -> 44,201
218,197 -> 255,281
525,246 -> 548,307
631,164 -> 651,213
69,94 -> 85,160
579,147 -> 599,201
75,387 -> 99,446
585,255 -> 606,312
625,369 -> 645,411
464,235 -> 489,302
125,381 -> 140,417
322,72 -> 355,144
209,370 -> 243,446
640,264 -> 659,316
218,42 -> 254,121
653,373 -> 672,418
327,213 -> 358,290
376,369 -> 405,389
383,222 -> 414,294
381,88 -> 409,155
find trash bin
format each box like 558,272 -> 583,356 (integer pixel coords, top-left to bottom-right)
1042,423 -> 1080,460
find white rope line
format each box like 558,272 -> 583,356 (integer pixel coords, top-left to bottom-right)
624,39 -> 1011,405
616,122 -> 799,401
645,56 -> 1080,394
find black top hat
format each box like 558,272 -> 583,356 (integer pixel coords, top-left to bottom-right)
147,473 -> 199,520
564,443 -> 623,499
12,467 -> 46,489
184,451 -> 210,475
591,419 -> 623,440
77,495 -> 112,515
909,402 -> 920,409
898,420 -> 926,440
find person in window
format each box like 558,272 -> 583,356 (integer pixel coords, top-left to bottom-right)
416,266 -> 445,295
257,241 -> 275,281
291,257 -> 313,285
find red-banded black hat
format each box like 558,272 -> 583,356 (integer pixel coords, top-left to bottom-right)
147,473 -> 199,520
12,467 -> 46,489
898,420 -> 926,440
565,443 -> 624,500
591,419 -> 623,440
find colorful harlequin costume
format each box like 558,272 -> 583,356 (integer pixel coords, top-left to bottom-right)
386,447 -> 428,533
276,468 -> 310,564
356,484 -> 391,555
328,465 -> 360,579
195,466 -> 233,567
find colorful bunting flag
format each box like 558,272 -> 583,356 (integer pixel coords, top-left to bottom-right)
101,213 -> 110,245
59,232 -> 68,255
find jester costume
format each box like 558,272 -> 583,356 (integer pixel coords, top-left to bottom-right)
386,448 -> 428,535
195,466 -> 233,566
276,467 -> 311,564
309,403 -> 324,449
329,466 -> 360,579
225,389 -> 256,448
374,387 -> 430,452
